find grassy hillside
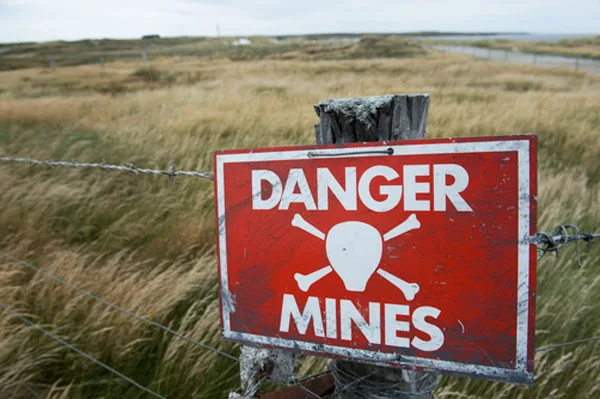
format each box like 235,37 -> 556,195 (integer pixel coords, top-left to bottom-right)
0,48 -> 599,398
0,35 -> 424,71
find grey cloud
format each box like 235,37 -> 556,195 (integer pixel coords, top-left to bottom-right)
0,0 -> 598,42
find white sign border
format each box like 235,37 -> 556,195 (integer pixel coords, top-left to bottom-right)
215,138 -> 533,384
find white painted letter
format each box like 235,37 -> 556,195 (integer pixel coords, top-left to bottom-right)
411,306 -> 444,352
252,170 -> 282,210
317,167 -> 357,210
279,294 -> 324,337
340,300 -> 381,344
325,298 -> 337,338
358,166 -> 402,212
403,165 -> 430,211
279,169 -> 317,211
384,304 -> 410,348
433,164 -> 473,212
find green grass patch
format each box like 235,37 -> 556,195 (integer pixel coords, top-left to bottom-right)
131,66 -> 164,81
503,79 -> 544,92
254,85 -> 287,95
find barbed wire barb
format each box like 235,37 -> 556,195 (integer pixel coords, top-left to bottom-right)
0,303 -> 166,399
0,156 -> 214,181
0,251 -> 238,362
529,224 -> 599,265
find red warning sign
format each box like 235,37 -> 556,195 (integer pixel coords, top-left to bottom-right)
214,135 -> 537,384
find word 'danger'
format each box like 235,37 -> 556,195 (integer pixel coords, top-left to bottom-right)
251,164 -> 473,212
215,136 -> 537,385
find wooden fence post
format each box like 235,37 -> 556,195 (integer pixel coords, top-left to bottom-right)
100,56 -> 105,69
49,55 -> 56,72
143,51 -> 148,63
313,94 -> 437,399
233,346 -> 297,398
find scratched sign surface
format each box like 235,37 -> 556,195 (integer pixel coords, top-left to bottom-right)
214,135 -> 537,384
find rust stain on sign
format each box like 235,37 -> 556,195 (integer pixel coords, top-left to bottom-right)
214,135 -> 538,385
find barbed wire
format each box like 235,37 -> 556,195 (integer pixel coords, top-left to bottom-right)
293,382 -> 323,399
3,247 -> 600,398
536,336 -> 600,352
331,368 -> 378,399
0,303 -> 166,399
293,370 -> 332,384
277,333 -> 600,399
529,224 -> 599,265
283,370 -> 333,399
0,156 -> 214,180
330,363 -> 439,399
3,154 -> 600,397
0,251 -> 238,362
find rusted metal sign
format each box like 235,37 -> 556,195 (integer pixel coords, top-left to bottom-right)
214,135 -> 537,384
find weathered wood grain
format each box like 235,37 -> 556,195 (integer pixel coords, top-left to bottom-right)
314,94 -> 429,144
376,99 -> 393,141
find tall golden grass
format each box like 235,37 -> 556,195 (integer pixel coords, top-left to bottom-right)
0,52 -> 599,398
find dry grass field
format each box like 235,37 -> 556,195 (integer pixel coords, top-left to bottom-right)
0,47 -> 599,398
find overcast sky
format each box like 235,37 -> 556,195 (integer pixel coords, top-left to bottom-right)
1,0 -> 599,43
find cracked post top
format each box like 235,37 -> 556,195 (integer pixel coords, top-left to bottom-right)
316,94 -> 429,123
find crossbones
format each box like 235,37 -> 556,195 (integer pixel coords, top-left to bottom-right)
291,213 -> 422,301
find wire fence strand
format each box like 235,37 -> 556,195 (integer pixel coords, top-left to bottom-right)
0,251 -> 238,362
292,381 -> 323,399
0,303 -> 166,399
331,368 -> 378,399
3,154 -> 600,396
536,336 -> 600,352
0,156 -> 214,180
